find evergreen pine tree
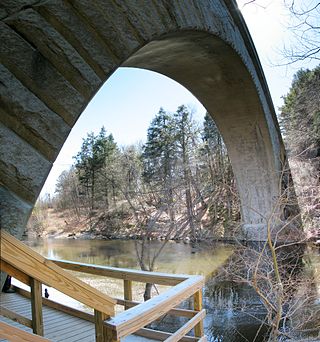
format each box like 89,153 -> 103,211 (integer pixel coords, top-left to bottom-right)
142,108 -> 177,226
74,127 -> 116,211
280,66 -> 320,159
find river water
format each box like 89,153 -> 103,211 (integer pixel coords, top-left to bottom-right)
20,238 -> 320,341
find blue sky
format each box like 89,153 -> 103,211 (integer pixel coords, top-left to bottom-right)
40,0 -> 318,197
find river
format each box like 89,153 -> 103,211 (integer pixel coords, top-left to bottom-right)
17,238 -> 320,341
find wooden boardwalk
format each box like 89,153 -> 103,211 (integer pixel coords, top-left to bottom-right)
0,292 -> 153,341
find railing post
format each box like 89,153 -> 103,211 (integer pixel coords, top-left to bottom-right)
123,279 -> 132,310
106,327 -> 120,342
94,310 -> 108,342
193,289 -> 204,337
30,278 -> 44,336
94,310 -> 119,342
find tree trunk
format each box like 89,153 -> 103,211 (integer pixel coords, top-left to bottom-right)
91,170 -> 95,211
143,283 -> 153,301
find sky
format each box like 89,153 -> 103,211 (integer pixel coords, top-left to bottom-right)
40,0 -> 318,197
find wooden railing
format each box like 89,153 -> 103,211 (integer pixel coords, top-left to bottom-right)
1,230 -> 207,341
0,230 -> 116,340
0,321 -> 51,342
53,259 -> 206,341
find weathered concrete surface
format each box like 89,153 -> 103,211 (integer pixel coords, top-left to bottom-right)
0,0 -> 298,242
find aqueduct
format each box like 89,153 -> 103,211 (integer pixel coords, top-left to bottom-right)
0,0 -> 296,241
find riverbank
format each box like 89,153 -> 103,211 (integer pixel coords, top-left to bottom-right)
26,207 -> 240,243
26,226 -> 241,246
26,206 -> 319,246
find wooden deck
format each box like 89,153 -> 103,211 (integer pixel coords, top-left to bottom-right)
0,292 -> 153,342
1,231 -> 206,342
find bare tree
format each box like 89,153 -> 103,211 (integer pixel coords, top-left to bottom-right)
282,0 -> 320,63
239,0 -> 320,63
219,171 -> 319,341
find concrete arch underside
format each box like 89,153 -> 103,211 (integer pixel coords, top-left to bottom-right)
0,0 -> 297,241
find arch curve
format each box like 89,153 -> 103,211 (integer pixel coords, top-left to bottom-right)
0,0 -> 296,240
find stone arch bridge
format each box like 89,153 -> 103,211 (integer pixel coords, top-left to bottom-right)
0,0 -> 296,241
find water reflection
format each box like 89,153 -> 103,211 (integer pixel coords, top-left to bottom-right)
22,239 -> 319,341
204,280 -> 268,341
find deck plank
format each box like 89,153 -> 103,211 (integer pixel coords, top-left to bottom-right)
43,315 -> 81,328
45,319 -> 92,336
1,292 -> 155,342
54,325 -> 95,342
